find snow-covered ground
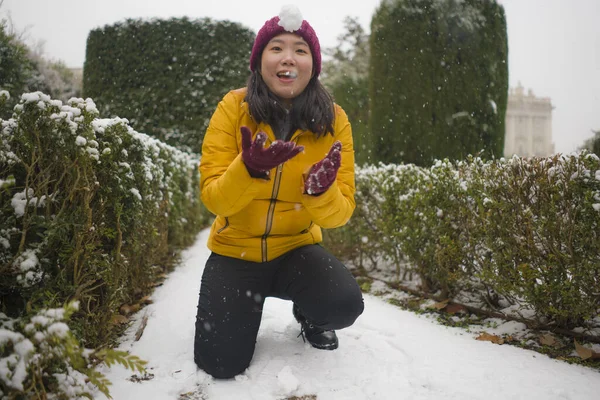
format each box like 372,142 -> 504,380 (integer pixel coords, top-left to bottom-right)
96,228 -> 600,400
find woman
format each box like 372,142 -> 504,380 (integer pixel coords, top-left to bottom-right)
194,6 -> 364,379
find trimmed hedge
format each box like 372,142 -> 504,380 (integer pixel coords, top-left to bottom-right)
0,89 -> 212,397
325,153 -> 600,330
83,17 -> 254,153
1,88 -> 210,337
369,0 -> 508,166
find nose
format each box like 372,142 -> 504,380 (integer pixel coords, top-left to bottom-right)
281,49 -> 296,66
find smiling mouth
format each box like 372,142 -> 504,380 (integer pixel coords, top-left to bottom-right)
277,71 -> 298,79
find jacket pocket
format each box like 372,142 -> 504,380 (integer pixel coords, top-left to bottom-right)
300,221 -> 314,234
217,217 -> 229,234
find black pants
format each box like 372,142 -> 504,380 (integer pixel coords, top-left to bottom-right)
193,244 -> 364,379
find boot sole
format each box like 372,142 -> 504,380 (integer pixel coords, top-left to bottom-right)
308,341 -> 339,350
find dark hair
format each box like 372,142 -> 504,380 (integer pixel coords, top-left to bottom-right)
244,71 -> 335,140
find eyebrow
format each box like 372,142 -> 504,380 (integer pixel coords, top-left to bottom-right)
269,38 -> 309,47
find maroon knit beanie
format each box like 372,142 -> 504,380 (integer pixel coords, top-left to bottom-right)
249,13 -> 321,77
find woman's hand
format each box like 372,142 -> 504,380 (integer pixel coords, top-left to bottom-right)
241,126 -> 304,177
304,141 -> 342,195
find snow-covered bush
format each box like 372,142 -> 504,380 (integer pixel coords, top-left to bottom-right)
0,301 -> 145,399
463,153 -> 600,327
330,152 -> 600,329
328,161 -> 473,296
393,159 -> 474,296
324,163 -> 412,278
0,90 -> 208,397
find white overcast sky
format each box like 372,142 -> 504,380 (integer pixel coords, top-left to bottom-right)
1,0 -> 599,153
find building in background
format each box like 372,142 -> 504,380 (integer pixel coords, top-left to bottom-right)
504,83 -> 555,158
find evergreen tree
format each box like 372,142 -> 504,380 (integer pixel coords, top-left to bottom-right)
321,17 -> 371,165
580,129 -> 600,157
369,0 -> 508,166
0,15 -> 82,115
0,19 -> 35,117
593,130 -> 600,157
26,48 -> 82,101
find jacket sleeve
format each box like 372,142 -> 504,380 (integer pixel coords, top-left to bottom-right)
300,106 -> 356,229
199,92 -> 266,217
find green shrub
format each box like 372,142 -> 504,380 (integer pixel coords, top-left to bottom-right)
325,164 -> 415,277
327,152 -> 600,329
465,154 -> 600,326
0,301 -> 146,399
0,89 -> 211,397
0,90 -> 207,345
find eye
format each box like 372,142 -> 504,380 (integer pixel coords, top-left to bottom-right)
270,46 -> 282,51
296,48 -> 308,54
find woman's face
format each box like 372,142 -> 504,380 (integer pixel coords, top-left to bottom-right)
260,32 -> 313,104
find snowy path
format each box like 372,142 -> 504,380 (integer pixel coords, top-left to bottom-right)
97,229 -> 600,400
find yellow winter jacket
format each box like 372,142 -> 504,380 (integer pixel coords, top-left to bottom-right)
199,88 -> 355,262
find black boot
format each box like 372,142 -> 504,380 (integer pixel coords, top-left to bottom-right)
293,304 -> 339,350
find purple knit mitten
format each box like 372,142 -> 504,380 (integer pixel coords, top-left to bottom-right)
241,126 -> 304,177
304,141 -> 342,195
